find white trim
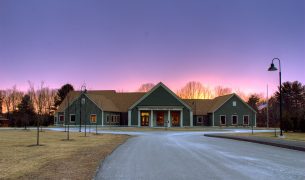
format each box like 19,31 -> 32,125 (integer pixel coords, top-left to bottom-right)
211,94 -> 257,113
54,116 -> 57,124
70,114 -> 76,123
243,115 -> 250,125
59,114 -> 65,122
106,114 -> 110,124
196,116 -> 203,124
220,115 -> 226,126
60,93 -> 104,114
128,82 -> 192,110
90,114 -> 97,123
231,115 -> 238,125
150,110 -> 153,127
190,111 -> 193,127
180,110 -> 183,127
212,112 -> 215,126
128,110 -> 131,126
137,110 -> 140,127
167,110 -> 171,127
211,94 -> 234,113
101,111 -> 104,126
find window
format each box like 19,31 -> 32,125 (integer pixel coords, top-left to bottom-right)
197,116 -> 203,123
90,114 -> 97,123
232,115 -> 237,125
70,114 -> 76,122
59,115 -> 64,122
243,115 -> 249,125
106,115 -> 110,123
54,117 -> 57,123
220,115 -> 226,125
81,98 -> 86,104
233,101 -> 236,106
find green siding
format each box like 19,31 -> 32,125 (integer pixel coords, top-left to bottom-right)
213,95 -> 256,126
137,86 -> 186,107
130,86 -> 191,126
56,94 -> 122,126
62,94 -> 103,125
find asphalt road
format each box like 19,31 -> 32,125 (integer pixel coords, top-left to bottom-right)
95,131 -> 305,180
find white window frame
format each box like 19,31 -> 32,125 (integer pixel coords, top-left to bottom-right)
197,116 -> 203,123
59,115 -> 65,122
70,114 -> 76,123
54,116 -> 57,124
220,115 -> 226,125
117,115 -> 120,123
231,115 -> 238,125
233,101 -> 236,106
243,115 -> 249,125
106,115 -> 110,123
90,114 -> 97,123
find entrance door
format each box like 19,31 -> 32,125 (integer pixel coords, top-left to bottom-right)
141,111 -> 149,126
171,111 -> 180,127
156,111 -> 164,126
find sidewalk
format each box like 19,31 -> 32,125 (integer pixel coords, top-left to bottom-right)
204,133 -> 305,152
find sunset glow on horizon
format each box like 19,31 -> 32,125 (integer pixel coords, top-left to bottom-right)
0,0 -> 304,96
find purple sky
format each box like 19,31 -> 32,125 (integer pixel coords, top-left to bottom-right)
0,0 -> 304,95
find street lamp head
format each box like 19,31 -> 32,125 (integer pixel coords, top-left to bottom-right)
268,62 -> 278,71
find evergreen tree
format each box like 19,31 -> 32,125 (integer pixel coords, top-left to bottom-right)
18,94 -> 35,129
54,84 -> 74,108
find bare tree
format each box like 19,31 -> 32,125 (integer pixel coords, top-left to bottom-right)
11,85 -> 23,112
234,88 -> 248,101
214,86 -> 232,97
28,81 -> 45,145
3,89 -> 13,120
0,90 -> 4,114
177,81 -> 213,99
138,83 -> 155,92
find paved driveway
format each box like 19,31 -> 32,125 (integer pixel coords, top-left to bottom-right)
95,131 -> 305,180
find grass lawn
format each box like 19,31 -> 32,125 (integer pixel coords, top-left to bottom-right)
231,131 -> 305,142
0,129 -> 129,180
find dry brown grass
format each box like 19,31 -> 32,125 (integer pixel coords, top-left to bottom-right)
232,132 -> 305,142
0,129 -> 129,180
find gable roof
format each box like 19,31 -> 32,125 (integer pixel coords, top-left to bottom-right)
128,82 -> 192,110
183,93 -> 256,115
208,94 -> 235,113
183,99 -> 214,115
56,90 -> 145,113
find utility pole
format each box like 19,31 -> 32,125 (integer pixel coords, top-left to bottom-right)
267,84 -> 269,128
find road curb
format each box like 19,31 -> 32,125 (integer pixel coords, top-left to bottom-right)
204,134 -> 305,152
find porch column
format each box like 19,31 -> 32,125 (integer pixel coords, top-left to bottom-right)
190,111 -> 193,127
128,110 -> 131,126
137,110 -> 141,127
167,110 -> 171,127
150,110 -> 153,127
180,110 -> 183,127
101,110 -> 104,126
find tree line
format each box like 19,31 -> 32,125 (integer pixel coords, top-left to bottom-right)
0,82 -> 74,128
1,80 -> 304,132
247,81 -> 305,132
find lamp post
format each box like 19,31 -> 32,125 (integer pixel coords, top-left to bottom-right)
79,84 -> 86,133
268,58 -> 283,136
